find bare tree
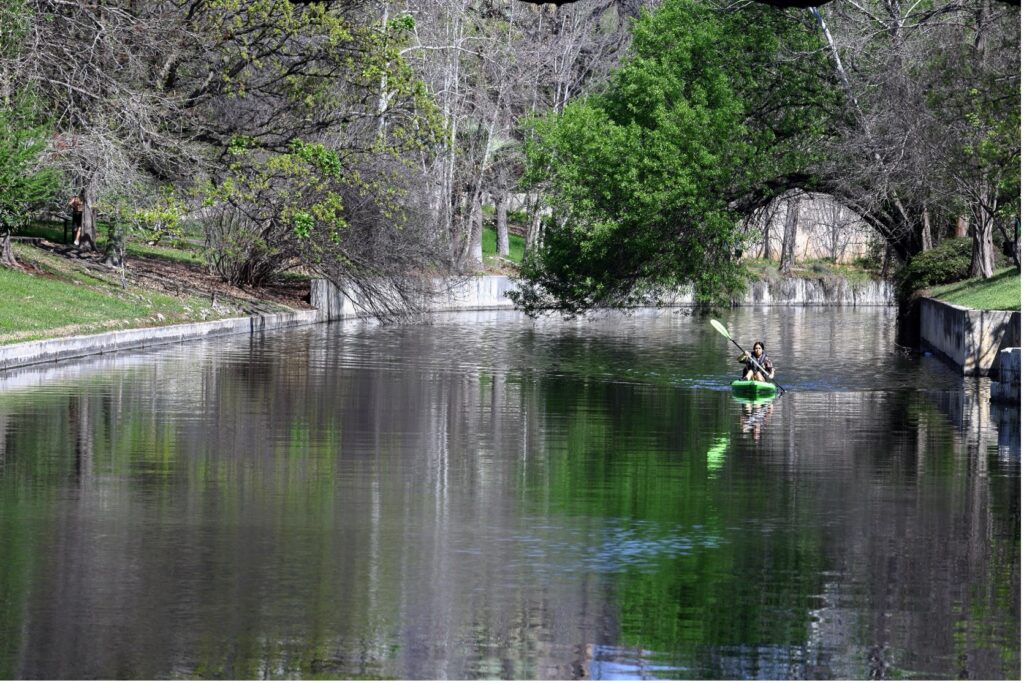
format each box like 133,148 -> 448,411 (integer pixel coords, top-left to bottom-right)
3,1 -> 453,317
779,191 -> 802,274
812,1 -> 1019,275
397,0 -> 637,271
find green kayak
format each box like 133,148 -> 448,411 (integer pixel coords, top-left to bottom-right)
731,380 -> 777,398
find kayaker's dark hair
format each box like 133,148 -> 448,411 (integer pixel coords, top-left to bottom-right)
753,341 -> 765,351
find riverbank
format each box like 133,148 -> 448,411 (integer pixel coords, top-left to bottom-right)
0,238 -> 312,346
926,266 -> 1020,311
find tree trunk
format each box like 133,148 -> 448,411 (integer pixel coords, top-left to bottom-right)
1,228 -> 17,268
969,203 -> 995,279
79,187 -> 98,251
955,215 -> 969,237
921,209 -> 933,252
495,187 -> 510,258
779,194 -> 800,275
467,192 -> 483,269
761,211 -> 773,260
104,223 -> 125,268
526,193 -> 543,254
997,217 -> 1020,269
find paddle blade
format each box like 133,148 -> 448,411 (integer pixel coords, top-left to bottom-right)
709,319 -> 732,339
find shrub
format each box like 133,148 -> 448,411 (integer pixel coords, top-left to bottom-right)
895,237 -> 971,301
203,207 -> 287,286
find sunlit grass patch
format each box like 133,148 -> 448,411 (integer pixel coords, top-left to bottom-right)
928,267 -> 1020,311
0,245 -> 223,344
482,226 -> 525,266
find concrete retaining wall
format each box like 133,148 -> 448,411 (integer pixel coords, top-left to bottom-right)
308,276 -> 519,320
919,297 -> 1021,376
990,347 -> 1021,404
311,275 -> 893,322
740,277 -> 892,306
0,310 -> 319,373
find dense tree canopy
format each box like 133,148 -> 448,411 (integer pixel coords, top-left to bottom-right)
513,0 -> 835,314
0,0 -> 1018,320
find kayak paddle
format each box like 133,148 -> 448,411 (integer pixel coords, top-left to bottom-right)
709,318 -> 786,393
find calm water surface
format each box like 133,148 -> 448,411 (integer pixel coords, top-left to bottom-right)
0,308 -> 1018,679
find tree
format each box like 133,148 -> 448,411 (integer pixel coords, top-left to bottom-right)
513,0 -> 834,314
0,94 -> 59,268
3,1 -> 452,317
811,1 -> 1020,273
934,2 -> 1020,276
396,0 -> 636,271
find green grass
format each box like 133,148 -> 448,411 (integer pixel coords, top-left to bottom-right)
18,220 -> 203,265
0,244 -> 231,345
18,221 -> 68,242
124,240 -> 203,265
482,226 -> 525,266
928,267 -> 1021,311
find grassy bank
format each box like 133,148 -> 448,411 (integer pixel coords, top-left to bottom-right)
20,220 -> 202,265
0,243 -> 239,345
928,267 -> 1020,311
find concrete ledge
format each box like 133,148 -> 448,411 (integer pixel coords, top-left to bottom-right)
311,275 -> 893,322
991,347 -> 1021,404
0,309 -> 319,373
310,276 -> 518,321
920,297 -> 1021,376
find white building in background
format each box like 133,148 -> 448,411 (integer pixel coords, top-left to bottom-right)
741,192 -> 879,264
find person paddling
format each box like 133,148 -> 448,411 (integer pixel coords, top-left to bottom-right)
737,341 -> 775,382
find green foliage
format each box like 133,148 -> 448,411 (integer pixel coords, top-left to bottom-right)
940,30 -> 1020,225
516,0 -> 833,315
188,1 -> 442,288
95,185 -> 189,246
0,93 -> 59,234
0,0 -> 30,57
895,237 -> 972,300
288,140 -> 342,179
203,136 -> 352,283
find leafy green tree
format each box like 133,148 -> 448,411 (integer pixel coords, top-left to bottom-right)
0,94 -> 59,268
513,0 -> 833,315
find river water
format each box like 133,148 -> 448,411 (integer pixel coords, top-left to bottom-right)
0,308 -> 1018,679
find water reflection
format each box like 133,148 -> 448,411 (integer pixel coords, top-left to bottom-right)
0,308 -> 1018,679
736,397 -> 776,443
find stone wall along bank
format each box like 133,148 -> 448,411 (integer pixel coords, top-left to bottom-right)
919,297 -> 1021,376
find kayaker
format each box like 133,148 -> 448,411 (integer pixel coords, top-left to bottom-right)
737,341 -> 775,382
